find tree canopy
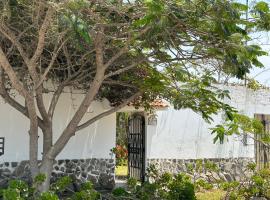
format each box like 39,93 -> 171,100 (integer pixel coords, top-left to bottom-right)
0,0 -> 269,191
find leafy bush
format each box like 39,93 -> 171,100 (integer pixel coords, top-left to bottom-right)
0,176 -> 100,200
124,166 -> 196,200
127,177 -> 137,192
1,162 -> 270,200
195,179 -> 214,191
38,192 -> 59,200
183,160 -> 223,192
221,167 -> 270,199
71,182 -> 100,200
165,174 -> 196,200
1,180 -> 30,200
50,176 -> 72,193
112,187 -> 129,197
126,163 -> 270,200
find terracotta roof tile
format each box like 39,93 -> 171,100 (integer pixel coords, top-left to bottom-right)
150,99 -> 169,108
126,98 -> 169,108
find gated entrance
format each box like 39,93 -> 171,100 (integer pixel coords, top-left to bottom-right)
127,113 -> 145,182
254,114 -> 270,169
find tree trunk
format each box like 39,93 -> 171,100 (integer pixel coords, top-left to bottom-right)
38,125 -> 53,192
43,125 -> 52,155
28,100 -> 39,179
39,157 -> 54,192
29,130 -> 39,178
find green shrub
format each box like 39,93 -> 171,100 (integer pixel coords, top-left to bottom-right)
2,180 -> 29,200
195,179 -> 214,191
71,190 -> 100,200
2,163 -> 269,200
0,175 -> 100,200
112,187 -> 129,197
71,181 -> 100,200
130,166 -> 196,200
220,167 -> 270,199
166,174 -> 196,200
38,192 -> 59,200
50,176 -> 72,192
127,177 -> 138,192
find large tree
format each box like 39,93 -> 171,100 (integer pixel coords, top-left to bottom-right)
0,0 -> 268,191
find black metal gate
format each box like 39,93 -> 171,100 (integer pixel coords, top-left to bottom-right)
254,114 -> 270,169
127,114 -> 145,182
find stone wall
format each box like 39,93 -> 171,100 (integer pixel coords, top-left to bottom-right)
0,158 -> 115,190
0,157 -> 255,189
147,158 -> 254,182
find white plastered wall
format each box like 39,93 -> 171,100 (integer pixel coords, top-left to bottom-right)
0,92 -> 116,162
146,85 -> 270,160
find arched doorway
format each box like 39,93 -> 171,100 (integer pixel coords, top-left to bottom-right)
127,113 -> 146,182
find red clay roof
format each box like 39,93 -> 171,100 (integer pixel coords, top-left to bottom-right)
127,98 -> 169,108
150,99 -> 169,108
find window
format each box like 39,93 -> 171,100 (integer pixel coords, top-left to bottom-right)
0,137 -> 4,156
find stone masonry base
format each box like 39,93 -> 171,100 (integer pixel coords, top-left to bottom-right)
0,157 -> 254,190
147,158 -> 254,182
0,158 -> 115,190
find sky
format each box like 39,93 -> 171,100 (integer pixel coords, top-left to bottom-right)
240,0 -> 270,85
250,33 -> 270,85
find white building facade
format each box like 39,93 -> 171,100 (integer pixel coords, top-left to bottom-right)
146,85 -> 269,181
0,85 -> 269,187
0,92 -> 116,189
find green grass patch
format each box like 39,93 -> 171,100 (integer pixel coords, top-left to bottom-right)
196,190 -> 225,200
116,165 -> 128,176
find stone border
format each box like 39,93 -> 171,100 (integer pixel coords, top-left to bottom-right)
0,158 -> 115,190
147,158 -> 254,182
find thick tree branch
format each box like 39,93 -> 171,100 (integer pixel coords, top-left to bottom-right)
0,47 -> 31,99
104,46 -> 128,69
48,84 -> 65,119
36,90 -> 49,122
30,7 -> 54,64
103,26 -> 150,69
0,43 -> 41,177
0,45 -> 40,172
103,80 -> 137,88
0,71 -> 45,130
47,61 -> 92,119
35,36 -> 68,89
63,44 -> 72,78
45,31 -> 107,159
104,60 -> 144,79
77,91 -> 142,131
0,85 -> 27,116
0,24 -> 31,65
0,8 -> 54,124
31,7 -> 55,124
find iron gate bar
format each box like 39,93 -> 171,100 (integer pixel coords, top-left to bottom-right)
128,114 -> 145,182
254,114 -> 270,169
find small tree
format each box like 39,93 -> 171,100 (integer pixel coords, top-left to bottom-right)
0,0 -> 268,191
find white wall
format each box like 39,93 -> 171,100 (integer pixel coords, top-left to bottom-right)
146,85 -> 270,160
5,85 -> 268,163
0,92 -> 116,162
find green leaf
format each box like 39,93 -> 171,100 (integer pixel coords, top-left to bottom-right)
231,2 -> 248,11
255,1 -> 269,12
